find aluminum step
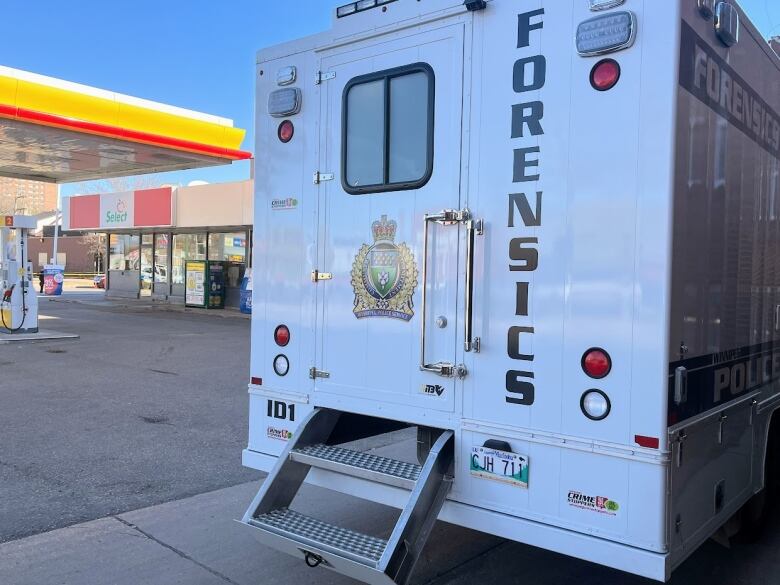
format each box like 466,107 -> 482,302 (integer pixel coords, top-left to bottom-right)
291,443 -> 421,489
241,408 -> 455,585
250,508 -> 387,566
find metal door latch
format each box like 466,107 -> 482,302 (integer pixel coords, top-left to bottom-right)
420,362 -> 468,379
675,430 -> 688,468
718,413 -> 728,445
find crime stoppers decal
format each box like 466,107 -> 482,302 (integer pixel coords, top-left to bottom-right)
567,491 -> 620,516
267,426 -> 293,441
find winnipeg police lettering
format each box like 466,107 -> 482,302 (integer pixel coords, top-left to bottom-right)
506,9 -> 546,407
680,22 -> 780,158
668,341 -> 780,422
351,215 -> 418,321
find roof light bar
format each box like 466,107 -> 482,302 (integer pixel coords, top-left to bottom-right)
337,0 -> 396,18
576,11 -> 637,57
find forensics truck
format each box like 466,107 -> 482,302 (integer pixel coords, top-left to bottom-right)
239,0 -> 780,582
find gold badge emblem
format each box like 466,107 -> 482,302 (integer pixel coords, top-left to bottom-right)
351,215 -> 418,321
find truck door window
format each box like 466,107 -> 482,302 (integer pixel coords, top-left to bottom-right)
343,63 -> 434,194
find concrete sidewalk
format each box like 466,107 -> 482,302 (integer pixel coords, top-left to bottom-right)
4,476 -> 780,585
0,480 -> 503,585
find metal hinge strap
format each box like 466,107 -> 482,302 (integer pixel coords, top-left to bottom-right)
314,71 -> 336,85
311,270 -> 332,283
313,171 -> 334,185
309,367 -> 330,380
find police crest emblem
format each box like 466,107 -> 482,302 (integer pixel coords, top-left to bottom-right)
351,215 -> 418,321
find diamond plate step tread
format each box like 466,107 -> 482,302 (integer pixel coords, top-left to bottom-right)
293,443 -> 422,482
253,508 -> 387,563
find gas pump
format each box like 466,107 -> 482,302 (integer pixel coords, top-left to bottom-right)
0,216 -> 38,334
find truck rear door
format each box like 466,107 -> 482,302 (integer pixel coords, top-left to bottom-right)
314,22 -> 466,416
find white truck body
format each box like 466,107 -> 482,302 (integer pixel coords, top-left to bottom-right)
241,1 -> 780,582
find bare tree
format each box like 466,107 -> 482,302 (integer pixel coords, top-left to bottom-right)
83,232 -> 107,257
82,232 -> 107,274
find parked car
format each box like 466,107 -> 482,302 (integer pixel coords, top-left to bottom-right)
93,274 -> 105,289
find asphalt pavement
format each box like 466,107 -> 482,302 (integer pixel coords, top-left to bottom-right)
0,292 -> 259,543
3,292 -> 780,585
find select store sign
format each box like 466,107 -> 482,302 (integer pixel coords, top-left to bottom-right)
65,187 -> 173,231
102,192 -> 135,228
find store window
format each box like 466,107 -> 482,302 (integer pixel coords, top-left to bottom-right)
343,63 -> 434,194
209,232 -> 247,288
172,233 -> 206,285
108,234 -> 140,271
154,234 -> 170,284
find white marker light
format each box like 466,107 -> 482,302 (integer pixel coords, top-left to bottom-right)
576,11 -> 637,57
589,0 -> 626,11
581,390 -> 611,421
273,354 -> 290,377
698,0 -> 715,19
268,88 -> 302,118
715,2 -> 739,47
277,66 -> 297,87
356,0 -> 377,10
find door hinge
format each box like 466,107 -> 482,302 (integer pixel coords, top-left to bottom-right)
313,171 -> 335,185
314,71 -> 336,85
309,367 -> 330,380
311,270 -> 333,283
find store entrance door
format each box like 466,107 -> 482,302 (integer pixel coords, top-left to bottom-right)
140,234 -> 153,297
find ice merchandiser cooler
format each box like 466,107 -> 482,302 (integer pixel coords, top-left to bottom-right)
185,260 -> 226,309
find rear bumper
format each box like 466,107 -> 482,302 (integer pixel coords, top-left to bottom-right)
243,448 -> 670,581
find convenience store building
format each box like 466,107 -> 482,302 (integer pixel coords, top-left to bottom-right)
63,180 -> 252,307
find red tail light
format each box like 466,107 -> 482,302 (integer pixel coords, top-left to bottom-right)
582,348 -> 612,379
590,59 -> 621,91
274,325 -> 290,347
278,120 -> 294,143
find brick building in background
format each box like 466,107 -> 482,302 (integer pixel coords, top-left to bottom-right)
0,177 -> 58,215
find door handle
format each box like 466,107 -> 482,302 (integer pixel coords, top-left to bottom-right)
674,367 -> 688,405
464,216 -> 484,353
420,210 -> 467,379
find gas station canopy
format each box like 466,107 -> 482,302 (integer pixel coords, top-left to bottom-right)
0,65 -> 251,184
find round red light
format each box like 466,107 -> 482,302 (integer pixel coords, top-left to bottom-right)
278,120 -> 294,143
582,348 -> 612,379
590,59 -> 621,92
274,325 -> 290,347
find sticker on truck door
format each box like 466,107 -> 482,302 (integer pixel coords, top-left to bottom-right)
470,446 -> 529,488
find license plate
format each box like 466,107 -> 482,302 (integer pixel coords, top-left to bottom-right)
470,446 -> 529,488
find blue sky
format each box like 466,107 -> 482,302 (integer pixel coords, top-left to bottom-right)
0,0 -> 775,197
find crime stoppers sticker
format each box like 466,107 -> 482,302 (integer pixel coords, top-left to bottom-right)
567,491 -> 620,516
267,426 -> 293,441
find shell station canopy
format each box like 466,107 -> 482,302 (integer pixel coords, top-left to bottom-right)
0,65 -> 251,184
